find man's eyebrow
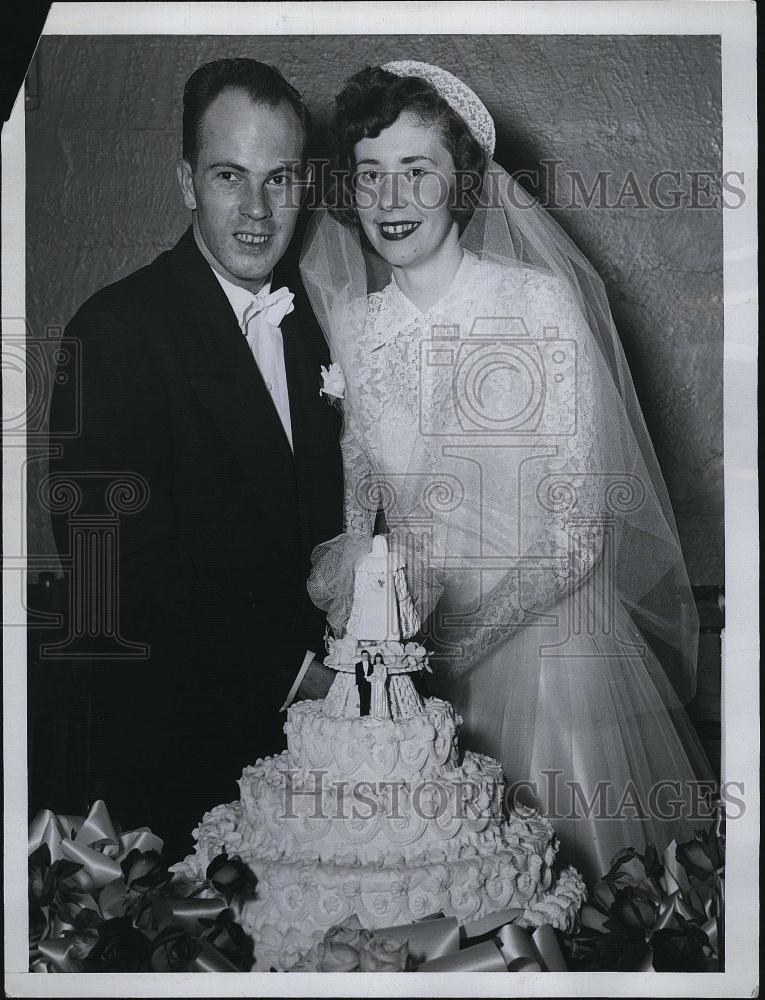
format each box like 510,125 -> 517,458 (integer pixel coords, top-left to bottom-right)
207,161 -> 249,173
206,162 -> 302,175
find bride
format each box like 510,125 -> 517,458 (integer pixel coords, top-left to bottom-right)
301,61 -> 714,882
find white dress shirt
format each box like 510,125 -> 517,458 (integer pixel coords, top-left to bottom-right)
209,267 -> 295,450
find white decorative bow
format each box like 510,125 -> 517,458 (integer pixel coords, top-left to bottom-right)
243,285 -> 295,331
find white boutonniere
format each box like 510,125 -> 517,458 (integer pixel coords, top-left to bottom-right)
319,362 -> 346,403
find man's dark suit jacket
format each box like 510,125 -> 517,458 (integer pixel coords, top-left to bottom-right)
48,227 -> 343,856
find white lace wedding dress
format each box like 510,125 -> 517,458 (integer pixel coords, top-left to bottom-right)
309,249 -> 713,883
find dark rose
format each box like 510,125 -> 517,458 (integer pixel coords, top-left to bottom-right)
640,843 -> 665,883
606,847 -> 640,875
149,925 -> 202,972
651,925 -> 717,973
607,886 -> 656,935
28,844 -> 51,901
591,879 -> 617,913
317,939 -> 360,972
121,849 -> 172,893
65,929 -> 100,962
591,932 -> 653,972
29,902 -> 48,944
676,834 -> 723,881
29,869 -> 45,899
358,934 -> 408,972
83,917 -> 151,972
209,914 -> 255,971
29,847 -> 82,909
313,922 -> 372,972
206,853 -> 257,901
73,907 -> 102,930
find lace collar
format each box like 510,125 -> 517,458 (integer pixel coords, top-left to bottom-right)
368,251 -> 482,349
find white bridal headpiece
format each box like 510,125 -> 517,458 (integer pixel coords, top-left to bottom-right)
382,59 -> 496,158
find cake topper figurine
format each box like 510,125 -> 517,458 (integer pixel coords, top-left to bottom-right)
319,534 -> 429,720
346,535 -> 420,641
354,649 -> 372,717
370,653 -> 391,719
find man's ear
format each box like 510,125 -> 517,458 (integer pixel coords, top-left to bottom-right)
177,158 -> 197,211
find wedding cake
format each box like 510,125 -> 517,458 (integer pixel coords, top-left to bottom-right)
174,536 -> 585,971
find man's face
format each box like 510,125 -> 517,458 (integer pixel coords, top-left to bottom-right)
177,88 -> 306,292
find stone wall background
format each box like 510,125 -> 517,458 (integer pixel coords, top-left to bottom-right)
25,33 -> 723,583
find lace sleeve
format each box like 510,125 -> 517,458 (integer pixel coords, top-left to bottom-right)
441,271 -> 608,678
341,415 -> 376,538
393,566 -> 421,638
450,524 -> 605,675
306,412 -> 376,634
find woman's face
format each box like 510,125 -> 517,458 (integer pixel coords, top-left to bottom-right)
353,112 -> 458,269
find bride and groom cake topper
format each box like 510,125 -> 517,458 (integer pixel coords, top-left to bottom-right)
321,534 -> 428,721
50,51 -> 713,884
353,650 -> 388,719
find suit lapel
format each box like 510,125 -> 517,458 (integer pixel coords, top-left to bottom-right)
277,262 -> 344,560
280,294 -> 323,473
165,228 -> 297,507
279,276 -> 342,495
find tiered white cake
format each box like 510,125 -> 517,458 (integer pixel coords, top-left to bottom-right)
175,537 -> 585,971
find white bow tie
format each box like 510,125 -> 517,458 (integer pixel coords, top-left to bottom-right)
243,286 -> 295,332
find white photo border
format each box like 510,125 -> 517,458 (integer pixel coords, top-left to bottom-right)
3,2 -> 758,997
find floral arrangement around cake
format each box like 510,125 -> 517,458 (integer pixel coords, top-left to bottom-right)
27,539 -> 725,974
28,801 -> 257,973
28,800 -> 725,973
562,806 -> 725,973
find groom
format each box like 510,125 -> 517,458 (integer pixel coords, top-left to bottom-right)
354,650 -> 373,717
48,59 -> 342,856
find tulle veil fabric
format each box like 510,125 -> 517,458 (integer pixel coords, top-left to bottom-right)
299,162 -> 714,881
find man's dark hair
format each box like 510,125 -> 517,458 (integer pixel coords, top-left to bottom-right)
183,58 -> 311,167
329,65 -> 487,230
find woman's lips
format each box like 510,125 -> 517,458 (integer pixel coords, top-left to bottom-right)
378,221 -> 422,241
